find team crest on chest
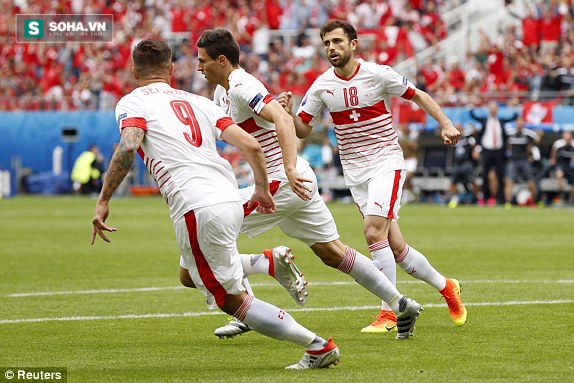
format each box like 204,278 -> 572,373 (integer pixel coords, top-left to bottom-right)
362,80 -> 376,89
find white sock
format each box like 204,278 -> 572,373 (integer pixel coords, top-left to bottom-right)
239,253 -> 269,276
234,295 -> 317,347
369,239 -> 396,311
397,244 -> 446,290
242,277 -> 254,295
338,246 -> 402,312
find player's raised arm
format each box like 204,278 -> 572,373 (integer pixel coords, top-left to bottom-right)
277,91 -> 314,139
411,88 -> 460,145
258,97 -> 313,201
220,124 -> 276,214
91,126 -> 145,244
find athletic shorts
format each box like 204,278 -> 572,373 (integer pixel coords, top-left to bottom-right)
555,163 -> 574,184
350,169 -> 405,220
239,163 -> 339,246
451,161 -> 474,185
176,202 -> 245,309
506,159 -> 533,182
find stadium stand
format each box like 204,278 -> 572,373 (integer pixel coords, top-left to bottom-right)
0,0 -> 572,203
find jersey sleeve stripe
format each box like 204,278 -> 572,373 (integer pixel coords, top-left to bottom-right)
216,116 -> 235,130
121,117 -> 147,130
263,94 -> 274,103
298,110 -> 314,124
330,99 -> 390,125
401,87 -> 416,100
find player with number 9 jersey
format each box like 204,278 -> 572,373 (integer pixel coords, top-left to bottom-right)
116,83 -> 240,221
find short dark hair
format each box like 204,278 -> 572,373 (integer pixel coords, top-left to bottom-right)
132,39 -> 172,77
319,20 -> 358,41
197,29 -> 240,66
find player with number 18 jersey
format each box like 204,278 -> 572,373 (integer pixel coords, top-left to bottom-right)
297,59 -> 416,186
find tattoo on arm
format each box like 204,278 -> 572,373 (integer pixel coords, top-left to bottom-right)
100,127 -> 145,201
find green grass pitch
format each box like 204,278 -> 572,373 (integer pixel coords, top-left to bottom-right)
0,196 -> 573,382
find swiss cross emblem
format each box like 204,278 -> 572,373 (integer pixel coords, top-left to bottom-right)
349,110 -> 361,121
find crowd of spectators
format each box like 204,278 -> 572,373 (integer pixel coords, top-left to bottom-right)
1,0 -> 461,110
2,1 -> 573,110
425,0 -> 574,107
2,0 -> 572,204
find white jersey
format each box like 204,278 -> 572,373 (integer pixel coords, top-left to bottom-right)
115,82 -> 240,221
297,60 -> 416,186
214,68 -> 307,182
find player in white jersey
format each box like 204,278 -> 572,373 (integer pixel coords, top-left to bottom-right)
90,39 -> 341,370
280,20 -> 467,331
179,28 -> 423,340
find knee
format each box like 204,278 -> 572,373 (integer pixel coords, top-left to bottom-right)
364,223 -> 385,245
220,292 -> 247,316
364,229 -> 380,245
311,240 -> 346,268
179,267 -> 196,288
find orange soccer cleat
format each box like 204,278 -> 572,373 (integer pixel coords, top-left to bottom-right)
361,309 -> 397,333
440,278 -> 467,326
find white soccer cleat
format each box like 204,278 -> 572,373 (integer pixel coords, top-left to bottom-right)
213,317 -> 251,339
264,246 -> 308,306
395,297 -> 423,339
285,336 -> 340,370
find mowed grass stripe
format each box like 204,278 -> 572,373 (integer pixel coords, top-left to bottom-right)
1,299 -> 572,324
5,279 -> 574,297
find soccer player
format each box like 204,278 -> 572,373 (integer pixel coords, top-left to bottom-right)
447,122 -> 478,208
279,20 -> 467,332
549,130 -> 574,205
470,102 -> 518,205
90,39 -> 340,369
504,116 -> 538,208
179,28 -> 423,340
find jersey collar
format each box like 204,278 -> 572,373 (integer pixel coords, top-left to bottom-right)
334,59 -> 362,81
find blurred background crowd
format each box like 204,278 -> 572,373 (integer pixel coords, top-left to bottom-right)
1,0 -> 573,206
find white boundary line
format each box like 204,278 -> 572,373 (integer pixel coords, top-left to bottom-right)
0,299 -> 572,325
4,279 -> 574,298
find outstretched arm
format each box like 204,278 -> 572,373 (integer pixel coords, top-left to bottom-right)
411,89 -> 459,145
91,126 -> 145,244
276,91 -> 313,139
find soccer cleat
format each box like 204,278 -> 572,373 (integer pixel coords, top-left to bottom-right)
448,199 -> 458,208
361,309 -> 397,333
395,297 -> 423,339
440,278 -> 467,326
264,246 -> 308,306
285,336 -> 340,370
214,317 -> 251,339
